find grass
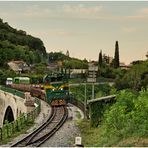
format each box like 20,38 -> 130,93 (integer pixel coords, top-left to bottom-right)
77,119 -> 148,147
113,137 -> 148,147
77,120 -> 101,147
75,111 -> 81,119
0,122 -> 33,145
69,78 -> 85,83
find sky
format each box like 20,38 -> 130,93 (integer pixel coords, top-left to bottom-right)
0,1 -> 148,64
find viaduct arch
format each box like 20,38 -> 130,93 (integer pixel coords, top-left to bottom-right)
0,90 -> 31,127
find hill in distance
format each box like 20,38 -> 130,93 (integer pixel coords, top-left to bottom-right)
0,18 -> 47,68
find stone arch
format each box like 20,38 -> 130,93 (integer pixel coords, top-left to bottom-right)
3,106 -> 14,124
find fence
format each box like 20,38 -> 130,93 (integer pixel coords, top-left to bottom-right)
0,85 -> 25,98
0,97 -> 41,143
69,95 -> 85,112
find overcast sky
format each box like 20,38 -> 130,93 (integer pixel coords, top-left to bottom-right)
0,1 -> 148,64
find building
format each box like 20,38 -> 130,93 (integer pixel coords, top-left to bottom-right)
8,60 -> 30,73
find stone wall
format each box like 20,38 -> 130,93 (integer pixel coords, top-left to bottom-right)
0,90 -> 34,127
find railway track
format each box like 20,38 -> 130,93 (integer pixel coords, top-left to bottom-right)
11,106 -> 68,147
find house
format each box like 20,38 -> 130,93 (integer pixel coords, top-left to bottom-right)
8,60 -> 30,73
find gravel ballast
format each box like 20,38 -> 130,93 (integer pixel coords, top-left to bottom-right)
1,102 -> 84,147
41,103 -> 84,147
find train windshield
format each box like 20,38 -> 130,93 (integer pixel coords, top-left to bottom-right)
50,76 -> 63,82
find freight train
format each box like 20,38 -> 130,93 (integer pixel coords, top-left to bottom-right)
7,71 -> 69,106
6,76 -> 45,102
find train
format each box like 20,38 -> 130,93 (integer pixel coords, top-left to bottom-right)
43,71 -> 69,106
6,77 -> 30,85
6,76 -> 45,101
6,71 -> 70,106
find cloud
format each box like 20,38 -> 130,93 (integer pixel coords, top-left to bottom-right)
122,26 -> 138,33
23,4 -> 51,19
0,12 -> 8,17
22,3 -> 104,20
62,4 -> 103,15
125,15 -> 147,20
2,2 -> 148,22
140,7 -> 148,14
29,29 -> 86,38
125,7 -> 148,21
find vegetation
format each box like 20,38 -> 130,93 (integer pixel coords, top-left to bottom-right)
70,83 -> 114,102
48,51 -> 88,69
0,18 -> 47,68
0,18 -> 148,147
98,50 -> 102,67
113,41 -> 120,68
115,60 -> 148,90
79,89 -> 148,147
77,57 -> 148,146
0,69 -> 17,85
0,98 -> 41,145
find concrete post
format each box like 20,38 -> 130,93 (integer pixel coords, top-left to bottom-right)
24,92 -> 35,113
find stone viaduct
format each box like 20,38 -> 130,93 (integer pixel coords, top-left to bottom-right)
0,89 -> 34,127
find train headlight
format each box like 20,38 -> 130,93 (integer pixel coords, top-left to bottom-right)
52,88 -> 55,91
60,88 -> 63,90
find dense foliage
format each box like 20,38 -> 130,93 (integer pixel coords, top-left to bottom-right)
97,89 -> 148,146
115,60 -> 148,90
70,83 -> 114,102
79,89 -> 148,147
0,18 -> 47,67
0,69 -> 16,85
113,41 -> 120,68
98,50 -> 103,67
48,51 -> 88,69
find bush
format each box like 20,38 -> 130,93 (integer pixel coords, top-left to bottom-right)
98,89 -> 148,146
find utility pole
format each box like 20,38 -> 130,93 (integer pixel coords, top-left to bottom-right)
87,62 -> 98,99
84,82 -> 87,119
92,82 -> 95,99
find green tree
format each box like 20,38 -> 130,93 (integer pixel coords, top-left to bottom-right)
113,41 -> 120,68
66,50 -> 70,57
115,60 -> 148,90
98,50 -> 103,67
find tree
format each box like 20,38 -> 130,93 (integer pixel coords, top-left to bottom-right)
114,60 -> 148,90
146,52 -> 148,59
66,50 -> 70,57
113,41 -> 120,68
98,50 -> 103,67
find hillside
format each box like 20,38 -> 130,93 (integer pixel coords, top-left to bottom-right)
0,18 -> 47,67
48,51 -> 88,69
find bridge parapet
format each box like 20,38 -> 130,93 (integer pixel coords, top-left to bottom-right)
0,85 -> 25,98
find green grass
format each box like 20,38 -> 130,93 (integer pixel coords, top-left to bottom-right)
75,111 -> 81,119
77,120 -> 101,147
78,119 -> 148,147
69,78 -> 85,83
0,122 -> 33,145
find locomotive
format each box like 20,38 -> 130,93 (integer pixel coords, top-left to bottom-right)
43,71 -> 69,106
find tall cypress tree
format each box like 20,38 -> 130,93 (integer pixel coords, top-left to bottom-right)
66,50 -> 70,57
98,50 -> 102,67
114,41 -> 120,68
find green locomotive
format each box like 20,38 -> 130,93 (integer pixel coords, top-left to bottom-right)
43,71 -> 69,106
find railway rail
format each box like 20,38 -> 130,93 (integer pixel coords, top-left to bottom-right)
11,106 -> 68,147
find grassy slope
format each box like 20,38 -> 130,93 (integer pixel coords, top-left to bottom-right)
78,120 -> 148,147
